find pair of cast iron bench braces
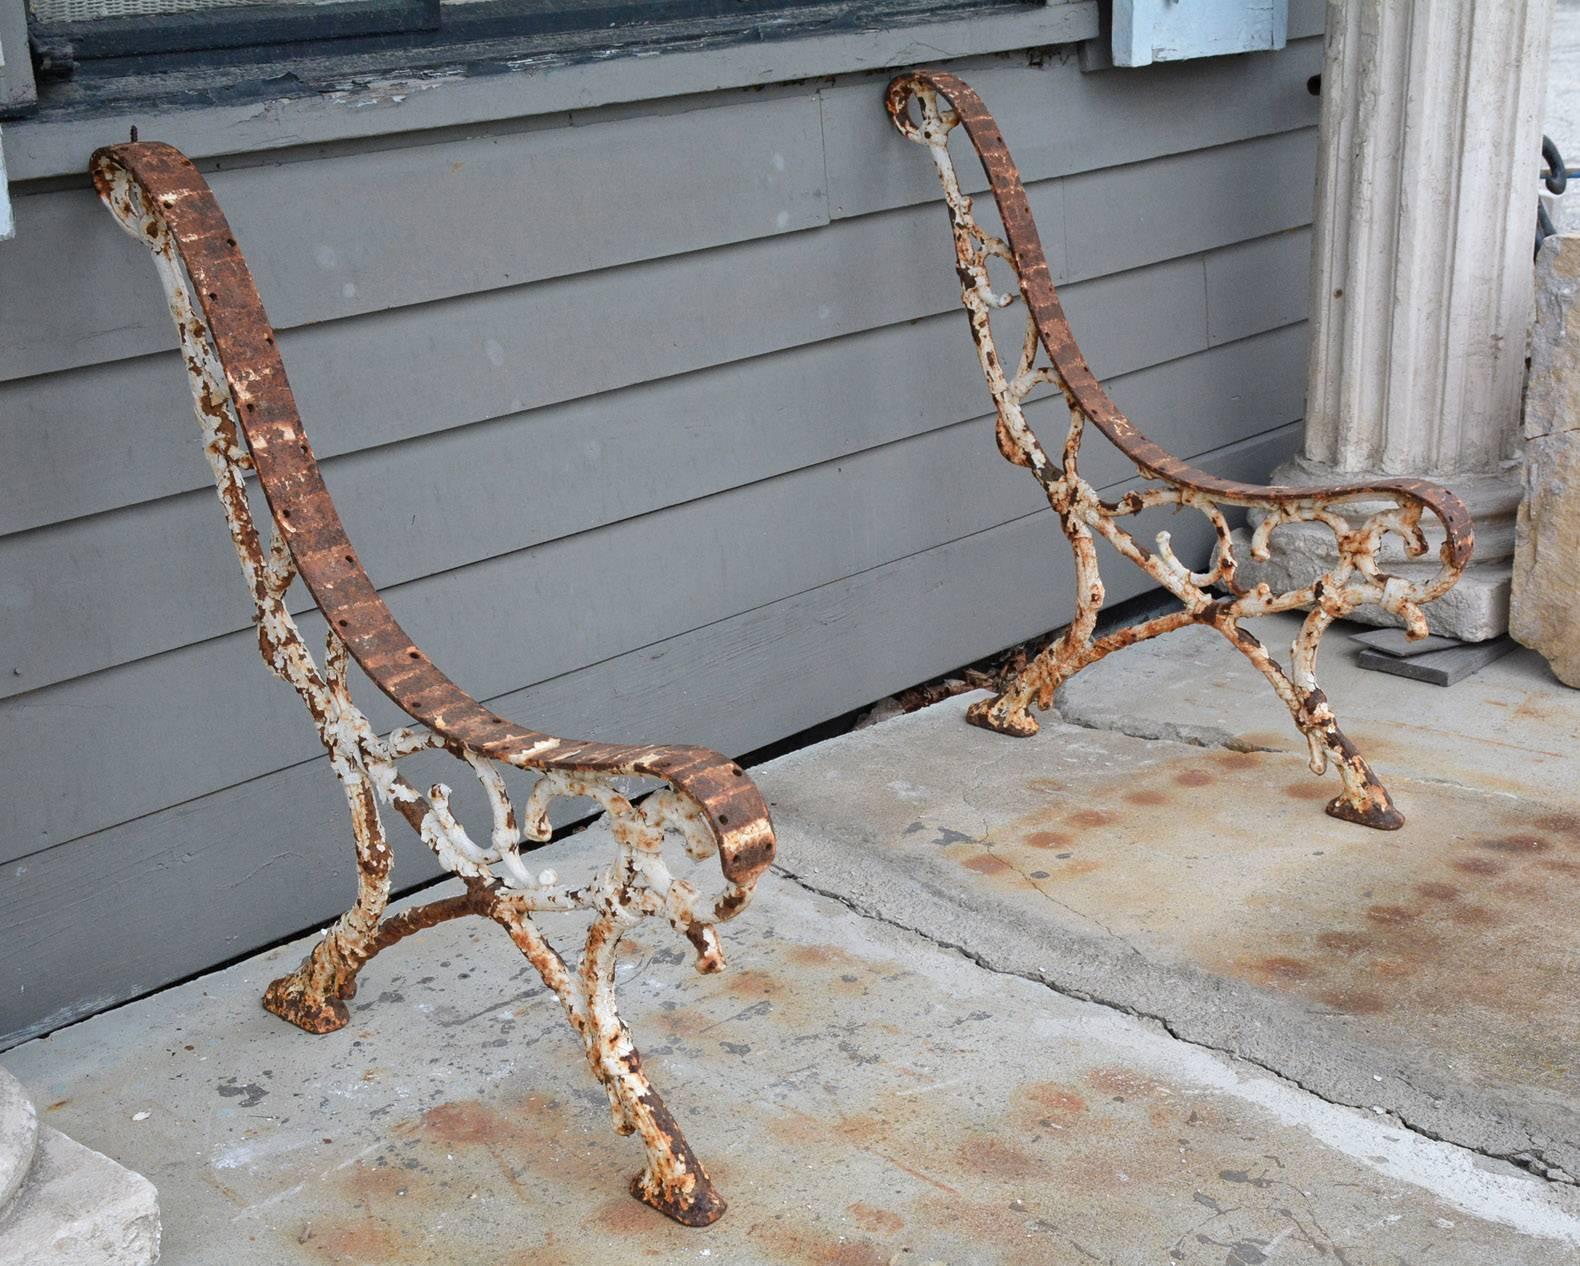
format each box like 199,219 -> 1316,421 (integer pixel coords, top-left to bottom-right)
92,69 -> 1470,1229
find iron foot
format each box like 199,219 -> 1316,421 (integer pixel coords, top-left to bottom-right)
631,1166 -> 727,1227
965,695 -> 1040,737
1325,795 -> 1405,831
262,971 -> 352,1034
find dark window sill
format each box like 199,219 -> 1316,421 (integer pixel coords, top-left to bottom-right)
4,0 -> 1096,182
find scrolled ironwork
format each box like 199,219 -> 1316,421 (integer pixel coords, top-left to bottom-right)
887,69 -> 1474,830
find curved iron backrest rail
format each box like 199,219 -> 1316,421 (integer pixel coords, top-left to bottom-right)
886,70 -> 1473,570
92,141 -> 771,887
886,70 -> 1474,831
92,140 -> 772,1227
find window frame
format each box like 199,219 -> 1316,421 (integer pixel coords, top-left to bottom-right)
0,0 -> 1101,183
28,0 -> 1027,65
0,0 -> 38,117
27,0 -> 440,60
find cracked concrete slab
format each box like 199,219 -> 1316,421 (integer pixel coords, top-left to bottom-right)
1052,613 -> 1580,803
763,690 -> 1580,1186
5,820 -> 1579,1264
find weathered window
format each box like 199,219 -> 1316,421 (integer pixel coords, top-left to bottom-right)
26,0 -> 1023,63
15,0 -> 1038,115
27,0 -> 440,58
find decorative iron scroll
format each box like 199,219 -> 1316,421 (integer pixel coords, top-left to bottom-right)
93,142 -> 775,1226
886,70 -> 1474,830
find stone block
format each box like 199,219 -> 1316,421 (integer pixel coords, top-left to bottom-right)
1512,429 -> 1580,687
0,1071 -> 36,1219
1526,236 -> 1580,442
0,1121 -> 159,1266
1230,526 -> 1511,642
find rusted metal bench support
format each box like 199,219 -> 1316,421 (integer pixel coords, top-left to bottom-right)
887,71 -> 1475,829
93,143 -> 775,1226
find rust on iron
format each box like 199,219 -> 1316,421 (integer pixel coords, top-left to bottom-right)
92,141 -> 776,1226
886,70 -> 1474,830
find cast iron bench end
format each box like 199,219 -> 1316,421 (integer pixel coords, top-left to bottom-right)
887,70 -> 1474,831
92,139 -> 774,1227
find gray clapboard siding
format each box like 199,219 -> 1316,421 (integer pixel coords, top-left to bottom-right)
1288,0 -> 1323,39
0,123 -> 1316,539
2,206 -> 1319,696
0,32 -> 1318,389
1206,226 -> 1314,346
0,180 -> 1053,535
1063,131 -> 1316,280
2,17 -> 1329,1045
0,94 -> 830,383
5,228 -> 1296,695
1,313 -> 1307,861
821,35 -> 1321,219
0,421 -> 1300,1048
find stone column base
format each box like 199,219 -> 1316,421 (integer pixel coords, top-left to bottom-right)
0,1069 -> 159,1266
1231,458 -> 1520,643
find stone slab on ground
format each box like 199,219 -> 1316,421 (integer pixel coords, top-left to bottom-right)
3,847 -> 1578,1266
0,1123 -> 159,1265
1355,638 -> 1518,688
1053,612 -> 1580,803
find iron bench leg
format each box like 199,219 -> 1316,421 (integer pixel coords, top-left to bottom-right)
262,771 -> 394,1033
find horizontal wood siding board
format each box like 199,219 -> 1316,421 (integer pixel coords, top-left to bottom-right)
0,421 -> 1300,1048
0,37 -> 1319,388
1205,226 -> 1314,347
0,126 -> 1317,538
1,324 -> 1307,859
1287,0 -> 1323,40
1062,130 -> 1316,281
8,230 -> 1309,697
0,93 -> 830,384
821,35 -> 1320,220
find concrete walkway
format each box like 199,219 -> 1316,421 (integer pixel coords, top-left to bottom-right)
4,614 -> 1578,1264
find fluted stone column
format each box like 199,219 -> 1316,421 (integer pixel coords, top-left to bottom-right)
1246,0 -> 1555,640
